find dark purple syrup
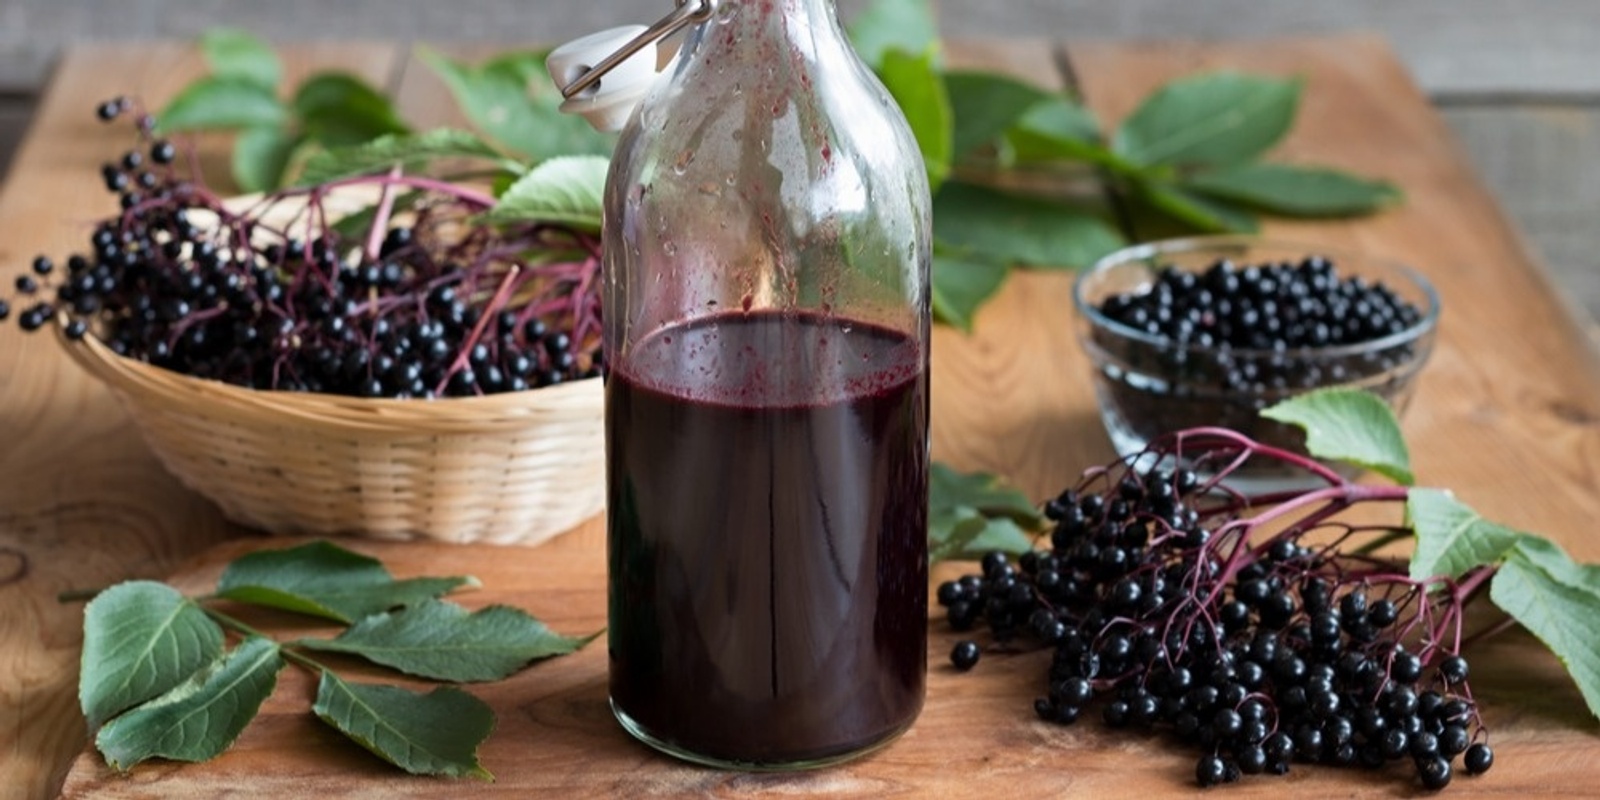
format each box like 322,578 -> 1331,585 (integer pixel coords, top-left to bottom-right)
606,310 -> 928,766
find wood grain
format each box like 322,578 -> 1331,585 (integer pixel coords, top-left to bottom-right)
0,44 -> 406,800
14,33 -> 1600,799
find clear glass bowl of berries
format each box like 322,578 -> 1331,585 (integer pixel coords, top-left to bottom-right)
1073,235 -> 1440,486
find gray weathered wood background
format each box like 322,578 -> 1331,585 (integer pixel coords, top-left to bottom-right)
2,0 -> 1595,329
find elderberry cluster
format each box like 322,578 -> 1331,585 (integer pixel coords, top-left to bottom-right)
939,464 -> 1493,791
2,97 -> 602,398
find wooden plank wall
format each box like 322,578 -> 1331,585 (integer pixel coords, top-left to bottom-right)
0,0 -> 1595,328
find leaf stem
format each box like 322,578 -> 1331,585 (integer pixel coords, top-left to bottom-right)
202,606 -> 329,674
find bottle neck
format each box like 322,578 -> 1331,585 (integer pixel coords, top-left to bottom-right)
688,0 -> 845,61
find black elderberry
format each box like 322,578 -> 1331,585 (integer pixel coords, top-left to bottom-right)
1195,754 -> 1227,787
1439,655 -> 1469,685
1463,742 -> 1494,775
1391,651 -> 1424,684
950,640 -> 981,671
1417,755 -> 1453,790
150,139 -> 177,165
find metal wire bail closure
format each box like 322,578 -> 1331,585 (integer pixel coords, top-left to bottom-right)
547,0 -> 719,131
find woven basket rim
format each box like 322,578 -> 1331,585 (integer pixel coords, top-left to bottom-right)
57,326 -> 602,434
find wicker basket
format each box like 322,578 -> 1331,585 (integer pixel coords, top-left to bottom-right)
60,329 -> 606,546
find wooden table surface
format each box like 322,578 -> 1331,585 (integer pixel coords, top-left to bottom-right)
2,34 -> 1599,799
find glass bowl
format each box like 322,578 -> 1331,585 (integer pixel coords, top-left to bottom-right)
1072,236 -> 1440,486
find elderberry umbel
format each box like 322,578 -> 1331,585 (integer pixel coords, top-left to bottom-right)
1075,241 -> 1438,482
939,428 -> 1493,790
2,97 -> 601,398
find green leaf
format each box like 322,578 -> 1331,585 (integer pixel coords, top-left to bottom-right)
876,49 -> 952,191
928,509 -> 993,564
216,541 -> 476,624
1185,163 -> 1403,217
933,181 -> 1124,270
1261,387 -> 1413,485
1005,97 -> 1121,168
1503,535 -> 1600,592
418,47 -> 614,162
313,672 -> 494,779
232,126 -> 302,193
96,637 -> 283,770
1138,180 -> 1260,234
931,249 -> 1009,332
292,73 -> 410,148
1490,543 -> 1600,722
1112,72 -> 1302,167
481,155 -> 610,230
848,0 -> 940,70
928,462 -> 1043,563
157,75 -> 288,133
298,129 -> 507,186
199,28 -> 281,90
1405,489 -> 1522,582
299,599 -> 596,682
80,581 -> 225,728
943,71 -> 1050,161
931,462 -> 1043,523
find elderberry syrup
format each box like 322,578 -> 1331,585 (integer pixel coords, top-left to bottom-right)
607,312 -> 927,766
584,0 -> 933,770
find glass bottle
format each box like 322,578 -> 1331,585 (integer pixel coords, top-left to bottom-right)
601,0 -> 932,770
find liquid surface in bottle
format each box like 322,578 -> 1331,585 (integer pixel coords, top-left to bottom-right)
606,310 -> 928,765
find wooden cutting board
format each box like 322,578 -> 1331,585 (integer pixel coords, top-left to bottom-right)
55,531 -> 1596,798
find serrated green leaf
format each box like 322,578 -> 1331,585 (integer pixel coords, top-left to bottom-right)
292,73 -> 410,148
216,541 -> 475,623
931,462 -> 1044,524
1112,72 -> 1301,167
931,249 -> 1009,332
967,516 -> 1036,558
157,75 -> 288,133
848,0 -> 940,70
1184,163 -> 1403,217
418,47 -> 614,162
1503,535 -> 1600,592
933,181 -> 1124,270
1405,489 -> 1521,582
928,463 -> 1042,564
481,155 -> 609,230
1490,545 -> 1600,722
313,672 -> 494,779
200,28 -> 281,90
1262,387 -> 1413,485
876,48 -> 952,191
232,126 -> 302,193
298,129 -> 507,186
96,636 -> 283,770
299,599 -> 596,682
80,581 -> 225,728
928,509 -> 995,563
943,71 -> 1050,161
1004,97 -> 1122,169
1137,179 -> 1260,234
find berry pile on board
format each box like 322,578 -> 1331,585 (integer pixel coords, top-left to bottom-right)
939,430 -> 1493,791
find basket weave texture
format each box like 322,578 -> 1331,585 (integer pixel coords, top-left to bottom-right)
61,330 -> 605,546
